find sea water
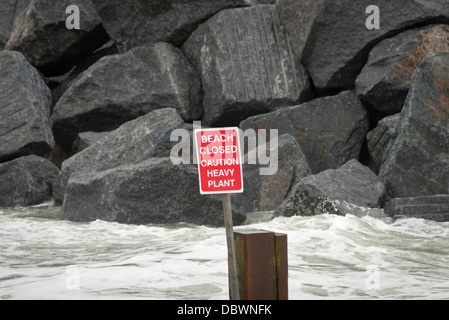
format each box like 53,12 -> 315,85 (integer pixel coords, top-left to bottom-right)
1,203 -> 449,300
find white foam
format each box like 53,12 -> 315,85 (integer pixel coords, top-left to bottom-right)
1,207 -> 449,299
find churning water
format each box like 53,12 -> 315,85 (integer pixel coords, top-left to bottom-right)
1,203 -> 449,300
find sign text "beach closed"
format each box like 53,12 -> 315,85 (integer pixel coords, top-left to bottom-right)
195,128 -> 244,195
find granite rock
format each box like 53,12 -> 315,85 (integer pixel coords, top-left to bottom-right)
0,155 -> 60,207
182,5 -> 311,126
0,50 -> 54,163
356,25 -> 449,114
385,195 -> 449,222
302,0 -> 449,90
52,43 -> 202,149
0,0 -> 18,49
5,0 -> 109,76
62,158 -> 246,226
240,91 -> 369,173
71,131 -> 111,154
380,52 -> 449,203
91,0 -> 275,51
53,108 -> 185,205
275,0 -> 325,60
366,114 -> 400,173
276,160 -> 385,217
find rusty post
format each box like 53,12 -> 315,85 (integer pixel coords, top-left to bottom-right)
233,230 -> 288,300
275,233 -> 288,300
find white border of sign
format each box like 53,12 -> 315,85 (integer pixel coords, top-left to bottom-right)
194,127 -> 244,195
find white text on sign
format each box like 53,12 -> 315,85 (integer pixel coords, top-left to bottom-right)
195,128 -> 244,195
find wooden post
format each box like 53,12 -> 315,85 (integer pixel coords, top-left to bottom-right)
275,233 -> 288,300
233,230 -> 288,300
222,194 -> 240,300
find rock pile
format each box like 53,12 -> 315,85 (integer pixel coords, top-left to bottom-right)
240,91 -> 369,174
0,0 -> 448,224
52,42 -> 202,149
275,160 -> 385,217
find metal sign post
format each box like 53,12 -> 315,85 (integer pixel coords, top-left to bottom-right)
222,193 -> 240,300
194,127 -> 244,300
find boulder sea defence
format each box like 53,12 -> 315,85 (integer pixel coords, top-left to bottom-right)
0,1 -> 448,224
62,158 -> 246,226
52,42 -> 202,150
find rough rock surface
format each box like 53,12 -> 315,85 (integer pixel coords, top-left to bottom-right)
71,131 -> 111,155
240,91 -> 369,173
53,108 -> 185,205
380,52 -> 449,203
366,114 -> 400,173
52,43 -> 202,149
272,134 -> 312,186
0,0 -> 18,49
232,133 -> 312,213
49,40 -> 120,108
91,0 -> 275,51
5,0 -> 109,76
302,0 -> 449,90
61,158 -> 246,226
0,50 -> 54,163
233,162 -> 294,214
3,1 -> 449,225
275,0 -> 325,60
356,25 -> 449,114
385,195 -> 449,222
182,5 -> 311,126
0,155 -> 60,207
276,160 -> 385,217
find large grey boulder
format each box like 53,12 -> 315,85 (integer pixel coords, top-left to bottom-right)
385,195 -> 449,222
380,52 -> 449,203
91,0 -> 275,51
275,0 -> 325,60
276,160 -> 386,217
5,0 -> 109,76
366,114 -> 400,173
302,0 -> 449,90
53,108 -> 185,205
271,133 -> 312,187
61,158 -> 246,227
49,40 -> 120,108
0,155 -> 60,207
237,162 -> 295,213
0,50 -> 54,163
240,91 -> 369,173
52,43 -> 202,149
356,25 -> 449,114
233,134 -> 312,213
182,5 -> 311,126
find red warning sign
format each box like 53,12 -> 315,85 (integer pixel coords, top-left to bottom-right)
194,128 -> 244,195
